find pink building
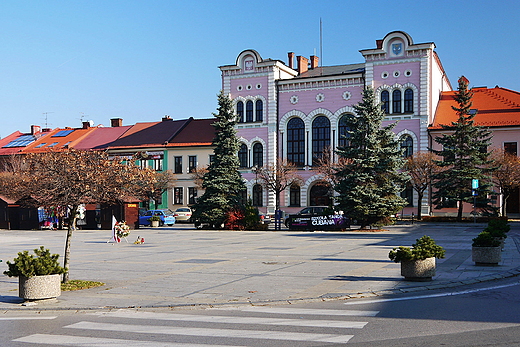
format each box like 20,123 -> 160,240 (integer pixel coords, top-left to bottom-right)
220,31 -> 451,216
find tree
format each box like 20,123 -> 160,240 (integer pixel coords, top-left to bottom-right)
432,76 -> 494,221
0,150 -> 158,282
489,148 -> 520,216
334,87 -> 409,228
191,91 -> 246,228
144,169 -> 176,209
403,151 -> 440,219
254,158 -> 303,228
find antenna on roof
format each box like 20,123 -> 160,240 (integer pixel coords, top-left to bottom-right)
42,112 -> 54,129
319,17 -> 323,67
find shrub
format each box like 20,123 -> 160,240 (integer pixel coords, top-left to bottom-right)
472,231 -> 501,247
3,246 -> 66,278
389,235 -> 446,262
483,218 -> 510,239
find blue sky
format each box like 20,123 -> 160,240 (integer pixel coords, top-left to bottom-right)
0,0 -> 519,137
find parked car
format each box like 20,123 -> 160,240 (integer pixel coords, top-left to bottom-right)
139,209 -> 176,226
174,207 -> 192,222
284,206 -> 330,227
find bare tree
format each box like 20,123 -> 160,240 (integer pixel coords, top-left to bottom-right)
489,148 -> 520,216
254,158 -> 303,215
146,169 -> 176,209
0,150 -> 158,282
403,151 -> 440,219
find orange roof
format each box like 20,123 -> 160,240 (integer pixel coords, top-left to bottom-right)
22,126 -> 98,153
431,87 -> 520,129
0,129 -> 54,155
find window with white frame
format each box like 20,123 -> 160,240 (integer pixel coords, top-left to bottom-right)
173,187 -> 183,205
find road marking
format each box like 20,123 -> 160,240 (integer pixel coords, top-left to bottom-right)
344,282 -> 520,305
14,333 -> 245,347
65,321 -> 354,343
0,316 -> 57,320
208,306 -> 380,316
94,309 -> 368,328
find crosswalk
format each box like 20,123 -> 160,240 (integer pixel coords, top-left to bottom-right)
12,306 -> 379,346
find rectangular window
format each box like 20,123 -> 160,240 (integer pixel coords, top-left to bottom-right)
188,156 -> 197,173
209,154 -> 215,164
504,142 -> 518,156
174,156 -> 183,174
139,160 -> 148,169
173,187 -> 183,205
153,158 -> 163,171
188,187 -> 198,205
289,186 -> 301,207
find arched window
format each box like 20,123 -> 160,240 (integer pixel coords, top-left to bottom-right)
404,89 -> 413,113
252,143 -> 263,167
252,184 -> 263,206
246,100 -> 254,122
392,90 -> 402,113
287,117 -> 305,167
312,116 -> 330,165
338,114 -> 352,148
400,135 -> 413,157
236,101 -> 244,123
238,144 -> 248,168
255,100 -> 263,122
289,184 -> 301,207
381,90 -> 389,114
309,183 -> 331,206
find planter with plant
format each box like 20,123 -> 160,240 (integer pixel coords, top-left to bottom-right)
149,215 -> 161,227
3,246 -> 67,300
483,218 -> 510,250
472,231 -> 502,265
388,235 -> 446,281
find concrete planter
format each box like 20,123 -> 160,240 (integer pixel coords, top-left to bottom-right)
400,257 -> 436,281
151,220 -> 160,227
472,246 -> 501,266
19,274 -> 61,300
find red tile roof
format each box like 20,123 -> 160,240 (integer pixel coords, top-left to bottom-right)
431,87 -> 520,129
22,127 -> 98,153
167,118 -> 215,147
74,125 -> 132,150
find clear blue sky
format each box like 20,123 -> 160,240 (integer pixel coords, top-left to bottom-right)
1,0 -> 519,138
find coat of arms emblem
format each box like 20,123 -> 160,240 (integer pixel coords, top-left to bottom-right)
392,43 -> 403,56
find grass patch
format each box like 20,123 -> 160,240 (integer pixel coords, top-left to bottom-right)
61,279 -> 105,291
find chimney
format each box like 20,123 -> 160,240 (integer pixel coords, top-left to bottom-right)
376,39 -> 383,49
297,56 -> 308,74
31,125 -> 41,135
111,118 -> 122,127
162,115 -> 173,122
310,55 -> 319,69
82,121 -> 91,129
287,52 -> 295,69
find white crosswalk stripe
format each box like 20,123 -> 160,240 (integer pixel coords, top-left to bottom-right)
65,321 -> 355,343
14,334 -> 244,347
12,307 -> 379,345
93,309 -> 369,328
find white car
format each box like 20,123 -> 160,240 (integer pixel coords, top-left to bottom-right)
174,207 -> 193,222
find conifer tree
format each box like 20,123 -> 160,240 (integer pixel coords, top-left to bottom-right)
432,76 -> 494,221
192,91 -> 246,228
334,87 -> 408,228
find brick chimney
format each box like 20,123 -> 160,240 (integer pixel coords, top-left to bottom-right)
82,121 -> 91,129
287,52 -> 295,69
310,55 -> 319,69
31,125 -> 41,134
297,56 -> 308,74
111,118 -> 122,127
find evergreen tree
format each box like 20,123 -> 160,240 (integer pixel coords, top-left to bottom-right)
432,76 -> 494,221
192,91 -> 246,228
334,87 -> 409,228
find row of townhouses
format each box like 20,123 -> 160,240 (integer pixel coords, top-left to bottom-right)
1,31 -> 520,223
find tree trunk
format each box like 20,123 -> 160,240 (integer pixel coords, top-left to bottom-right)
457,200 -> 464,222
416,191 -> 424,220
62,205 -> 78,283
